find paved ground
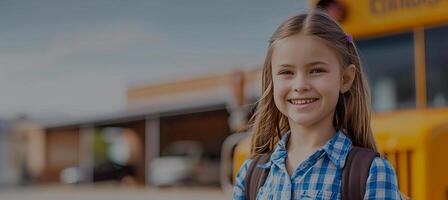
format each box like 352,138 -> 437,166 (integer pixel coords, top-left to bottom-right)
0,185 -> 230,200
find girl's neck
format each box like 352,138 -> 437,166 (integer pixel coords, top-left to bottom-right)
287,115 -> 336,152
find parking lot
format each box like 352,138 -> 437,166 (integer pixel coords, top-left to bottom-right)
0,185 -> 229,200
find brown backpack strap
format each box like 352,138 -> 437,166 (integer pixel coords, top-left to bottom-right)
341,146 -> 380,200
245,153 -> 271,200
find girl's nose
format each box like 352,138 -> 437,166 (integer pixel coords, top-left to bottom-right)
293,76 -> 311,93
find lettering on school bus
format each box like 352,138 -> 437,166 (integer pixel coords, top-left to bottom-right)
370,0 -> 445,15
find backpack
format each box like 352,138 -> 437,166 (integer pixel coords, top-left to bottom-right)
244,146 -> 379,200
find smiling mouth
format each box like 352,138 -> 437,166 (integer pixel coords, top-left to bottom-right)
288,98 -> 319,105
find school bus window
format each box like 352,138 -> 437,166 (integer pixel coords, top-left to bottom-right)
356,32 -> 415,111
425,25 -> 448,107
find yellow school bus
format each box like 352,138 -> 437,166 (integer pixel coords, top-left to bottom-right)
222,1 -> 448,199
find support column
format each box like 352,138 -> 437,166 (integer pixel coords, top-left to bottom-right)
145,117 -> 160,186
79,125 -> 95,184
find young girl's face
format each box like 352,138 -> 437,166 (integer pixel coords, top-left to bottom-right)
271,33 -> 353,127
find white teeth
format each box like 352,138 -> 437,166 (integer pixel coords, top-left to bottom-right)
289,99 -> 317,105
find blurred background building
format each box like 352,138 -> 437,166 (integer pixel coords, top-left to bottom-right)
37,68 -> 261,187
0,119 -> 13,185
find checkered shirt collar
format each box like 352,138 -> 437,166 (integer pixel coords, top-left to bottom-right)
258,129 -> 352,169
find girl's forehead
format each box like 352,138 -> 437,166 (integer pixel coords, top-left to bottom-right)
271,34 -> 339,67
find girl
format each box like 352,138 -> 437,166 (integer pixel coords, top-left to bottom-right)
233,10 -> 403,200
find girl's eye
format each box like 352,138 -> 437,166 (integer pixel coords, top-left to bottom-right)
310,68 -> 325,74
278,70 -> 293,75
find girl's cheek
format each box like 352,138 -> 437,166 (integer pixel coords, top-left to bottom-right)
273,80 -> 288,110
314,74 -> 338,90
319,81 -> 341,103
273,80 -> 289,98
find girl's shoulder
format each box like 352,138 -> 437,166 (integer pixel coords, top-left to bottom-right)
365,156 -> 403,199
234,158 -> 253,186
369,156 -> 397,177
232,158 -> 253,200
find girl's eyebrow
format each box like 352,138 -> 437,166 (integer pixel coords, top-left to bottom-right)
276,61 -> 328,69
305,61 -> 328,67
276,64 -> 295,68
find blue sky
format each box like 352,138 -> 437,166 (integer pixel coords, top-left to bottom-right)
0,0 -> 307,122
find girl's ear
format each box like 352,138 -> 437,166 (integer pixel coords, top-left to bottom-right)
340,64 -> 356,93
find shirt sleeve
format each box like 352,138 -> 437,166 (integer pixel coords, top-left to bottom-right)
232,158 -> 253,200
364,157 -> 404,200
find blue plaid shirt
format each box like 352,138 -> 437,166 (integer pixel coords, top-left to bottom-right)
233,130 -> 403,199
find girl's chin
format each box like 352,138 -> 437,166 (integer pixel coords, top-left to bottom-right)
287,115 -> 317,125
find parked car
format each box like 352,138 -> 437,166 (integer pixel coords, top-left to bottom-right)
149,140 -> 203,186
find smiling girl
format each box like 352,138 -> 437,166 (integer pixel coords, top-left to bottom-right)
233,10 -> 403,200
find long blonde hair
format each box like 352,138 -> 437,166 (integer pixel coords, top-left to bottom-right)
250,10 -> 377,156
